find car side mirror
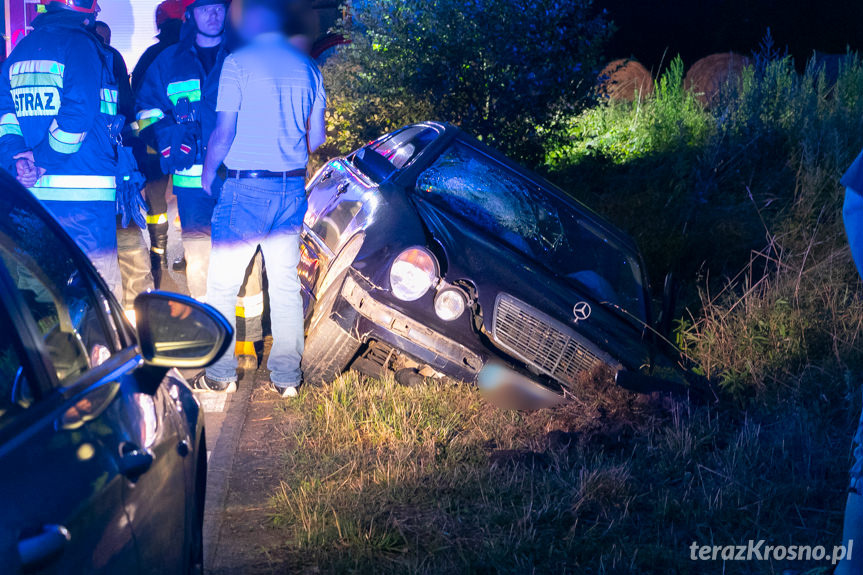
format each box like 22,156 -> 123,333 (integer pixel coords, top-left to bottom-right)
134,291 -> 233,369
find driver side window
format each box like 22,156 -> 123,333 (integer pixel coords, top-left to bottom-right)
0,207 -> 116,386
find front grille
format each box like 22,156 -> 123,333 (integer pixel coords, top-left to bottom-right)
492,293 -> 609,387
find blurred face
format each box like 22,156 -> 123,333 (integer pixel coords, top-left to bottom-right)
193,4 -> 226,36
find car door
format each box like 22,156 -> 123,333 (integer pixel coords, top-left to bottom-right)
0,190 -> 189,574
0,209 -> 139,574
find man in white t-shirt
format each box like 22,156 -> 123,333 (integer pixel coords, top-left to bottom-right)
199,0 -> 327,396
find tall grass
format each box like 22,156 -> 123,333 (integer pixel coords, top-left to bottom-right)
545,52 -> 863,399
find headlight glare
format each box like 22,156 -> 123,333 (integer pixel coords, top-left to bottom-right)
390,248 -> 438,301
434,288 -> 467,321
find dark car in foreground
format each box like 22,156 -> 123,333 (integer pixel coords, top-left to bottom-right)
299,122 -> 678,408
0,171 -> 232,574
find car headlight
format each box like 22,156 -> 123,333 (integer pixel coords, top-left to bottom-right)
390,247 -> 438,301
434,288 -> 467,321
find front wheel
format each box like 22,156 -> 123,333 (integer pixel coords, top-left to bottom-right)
302,271 -> 361,385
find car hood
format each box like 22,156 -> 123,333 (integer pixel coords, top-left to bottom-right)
411,195 -> 652,372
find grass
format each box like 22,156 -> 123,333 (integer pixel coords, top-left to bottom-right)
262,370 -> 855,574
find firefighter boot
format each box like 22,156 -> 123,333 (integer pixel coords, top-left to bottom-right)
148,221 -> 169,289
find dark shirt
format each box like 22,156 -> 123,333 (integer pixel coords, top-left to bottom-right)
195,44 -> 220,76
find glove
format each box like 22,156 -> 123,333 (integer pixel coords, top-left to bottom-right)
116,146 -> 148,229
117,175 -> 148,229
171,126 -> 197,172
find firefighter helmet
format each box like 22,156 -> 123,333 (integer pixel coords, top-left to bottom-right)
184,0 -> 230,10
40,0 -> 99,14
156,0 -> 186,28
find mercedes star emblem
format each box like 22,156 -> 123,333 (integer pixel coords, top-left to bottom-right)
573,301 -> 592,322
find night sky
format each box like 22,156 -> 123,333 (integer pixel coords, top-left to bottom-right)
601,0 -> 863,70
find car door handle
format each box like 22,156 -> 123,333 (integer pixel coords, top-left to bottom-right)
336,182 -> 349,196
320,168 -> 333,182
18,525 -> 70,569
119,444 -> 154,480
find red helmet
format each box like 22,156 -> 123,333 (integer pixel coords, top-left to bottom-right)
40,0 -> 99,14
156,0 -> 186,28
184,0 -> 229,11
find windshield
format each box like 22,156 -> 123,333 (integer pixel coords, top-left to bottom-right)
415,141 -> 647,323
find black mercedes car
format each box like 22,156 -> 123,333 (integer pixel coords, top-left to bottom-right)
299,122 -> 678,408
0,170 -> 232,574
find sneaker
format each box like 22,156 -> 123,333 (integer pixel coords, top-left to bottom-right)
192,371 -> 237,393
268,381 -> 298,398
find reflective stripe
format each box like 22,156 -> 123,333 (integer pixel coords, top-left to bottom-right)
174,164 -> 204,188
30,175 -> 115,202
136,108 -> 165,131
10,72 -> 64,89
146,213 -> 168,225
10,60 -> 64,90
172,174 -> 201,188
30,187 -> 116,202
100,101 -> 118,115
100,89 -> 119,116
236,292 -> 264,318
33,175 -> 115,188
235,341 -> 256,356
10,60 -> 65,77
166,79 -> 201,104
0,113 -> 23,138
48,119 -> 86,154
175,164 -> 203,177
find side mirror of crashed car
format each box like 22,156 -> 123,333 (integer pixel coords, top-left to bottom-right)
134,291 -> 233,369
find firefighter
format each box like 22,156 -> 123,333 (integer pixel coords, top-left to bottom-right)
132,0 -> 185,288
0,0 -> 123,300
136,0 -> 264,387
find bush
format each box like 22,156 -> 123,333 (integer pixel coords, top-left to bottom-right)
321,0 -> 612,164
544,50 -> 863,399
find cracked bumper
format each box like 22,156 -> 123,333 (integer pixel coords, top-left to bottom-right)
333,274 -> 484,381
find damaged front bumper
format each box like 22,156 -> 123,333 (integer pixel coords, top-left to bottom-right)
330,273 -> 588,408
333,274 -> 485,382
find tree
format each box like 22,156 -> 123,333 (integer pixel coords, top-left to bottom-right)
322,0 -> 612,164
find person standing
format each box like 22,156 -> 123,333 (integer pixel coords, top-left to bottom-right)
137,0 -> 265,387
94,20 -> 155,315
136,0 -> 228,303
132,0 -> 184,287
200,0 -> 326,396
0,0 -> 123,299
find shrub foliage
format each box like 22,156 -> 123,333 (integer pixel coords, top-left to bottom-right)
322,0 -> 612,163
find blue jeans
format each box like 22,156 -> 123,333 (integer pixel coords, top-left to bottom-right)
205,177 -> 307,387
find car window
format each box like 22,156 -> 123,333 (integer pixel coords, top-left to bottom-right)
368,126 -> 440,170
415,141 -> 647,323
0,205 -> 116,385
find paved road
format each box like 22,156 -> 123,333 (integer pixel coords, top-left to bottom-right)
155,193 -> 253,572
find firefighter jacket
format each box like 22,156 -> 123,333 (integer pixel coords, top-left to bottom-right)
0,9 -> 121,203
135,27 -> 229,190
